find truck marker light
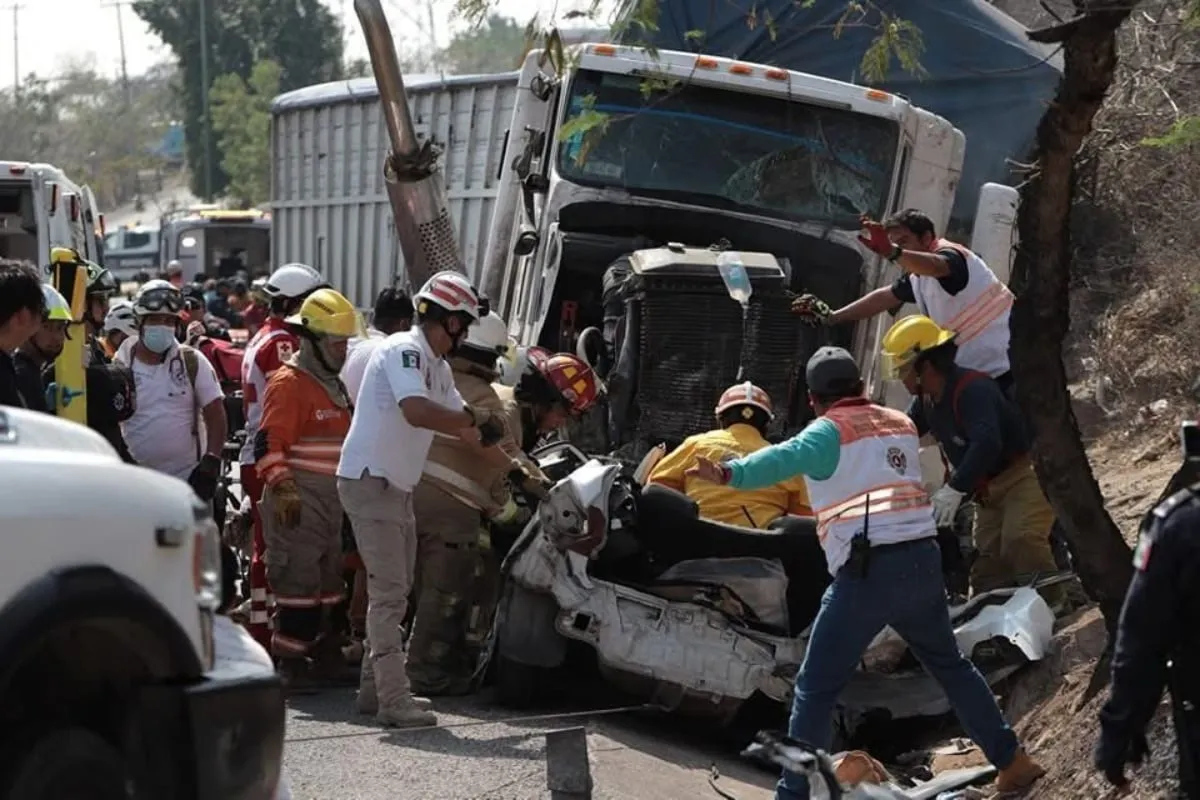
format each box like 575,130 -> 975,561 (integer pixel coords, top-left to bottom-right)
8,164 -> 26,174
765,68 -> 788,81
729,63 -> 754,75
589,44 -> 617,56
866,89 -> 891,102
695,56 -> 719,69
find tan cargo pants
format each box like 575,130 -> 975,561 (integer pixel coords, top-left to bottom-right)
971,457 -> 1062,603
337,472 -> 418,709
407,482 -> 485,693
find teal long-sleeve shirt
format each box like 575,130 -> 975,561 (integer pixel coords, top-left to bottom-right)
727,417 -> 842,490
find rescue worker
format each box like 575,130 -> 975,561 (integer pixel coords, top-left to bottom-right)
101,299 -> 137,358
648,382 -> 813,526
792,209 -> 1016,397
1095,422 -> 1200,796
80,255 -> 122,367
240,262 -> 328,649
687,346 -> 1045,800
12,284 -> 71,413
337,270 -> 508,728
880,315 -> 1063,604
499,348 -> 597,454
254,288 -> 358,690
116,280 -> 227,494
341,287 -> 415,401
406,310 -> 547,697
0,260 -> 47,408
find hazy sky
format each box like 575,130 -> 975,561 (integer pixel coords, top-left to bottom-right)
2,0 -> 604,88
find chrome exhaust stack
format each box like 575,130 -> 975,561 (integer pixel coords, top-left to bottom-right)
353,0 -> 466,287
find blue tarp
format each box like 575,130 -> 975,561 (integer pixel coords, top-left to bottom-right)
618,0 -> 1062,232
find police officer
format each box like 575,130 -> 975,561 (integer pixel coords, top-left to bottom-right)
1095,421 -> 1200,796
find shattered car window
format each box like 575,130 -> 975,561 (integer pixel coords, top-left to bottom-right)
557,69 -> 899,226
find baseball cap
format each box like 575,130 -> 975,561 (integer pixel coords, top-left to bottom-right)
806,346 -> 862,395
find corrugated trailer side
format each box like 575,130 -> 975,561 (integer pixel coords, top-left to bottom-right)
270,72 -> 519,308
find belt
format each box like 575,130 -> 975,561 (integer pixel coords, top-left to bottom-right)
421,461 -> 493,511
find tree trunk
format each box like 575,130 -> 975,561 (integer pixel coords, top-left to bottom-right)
1010,3 -> 1144,633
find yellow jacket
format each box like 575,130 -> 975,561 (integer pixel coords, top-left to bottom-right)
648,424 -> 813,527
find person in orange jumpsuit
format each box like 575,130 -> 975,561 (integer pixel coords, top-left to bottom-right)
254,287 -> 359,690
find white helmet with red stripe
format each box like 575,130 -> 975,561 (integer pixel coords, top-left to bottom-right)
415,270 -> 481,322
715,381 -> 774,420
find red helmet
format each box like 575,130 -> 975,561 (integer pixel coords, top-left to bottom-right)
715,381 -> 774,420
525,345 -> 552,373
540,353 -> 601,415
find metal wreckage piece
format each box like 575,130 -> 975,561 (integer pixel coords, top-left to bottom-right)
353,0 -> 467,288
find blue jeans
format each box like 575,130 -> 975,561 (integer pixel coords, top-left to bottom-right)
775,539 -> 1019,800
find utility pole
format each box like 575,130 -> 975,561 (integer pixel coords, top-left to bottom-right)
101,1 -> 132,106
3,3 -> 22,96
198,0 -> 213,201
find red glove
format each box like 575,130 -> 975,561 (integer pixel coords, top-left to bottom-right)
858,216 -> 896,257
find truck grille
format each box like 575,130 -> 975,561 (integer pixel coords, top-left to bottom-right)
627,275 -> 817,454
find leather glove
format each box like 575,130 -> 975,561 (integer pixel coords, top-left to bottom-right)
187,453 -> 222,502
508,461 -> 551,501
789,293 -> 833,326
465,405 -> 506,447
931,485 -> 966,528
858,215 -> 898,258
1094,728 -> 1149,788
269,478 -> 303,529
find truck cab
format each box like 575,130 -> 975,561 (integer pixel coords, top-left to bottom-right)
0,161 -> 96,270
104,223 -> 162,280
0,407 -> 284,799
482,44 -> 999,459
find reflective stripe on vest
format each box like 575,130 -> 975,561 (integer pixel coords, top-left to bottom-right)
814,482 -> 931,541
422,460 -> 494,511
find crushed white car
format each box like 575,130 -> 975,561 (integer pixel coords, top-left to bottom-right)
483,445 -> 1055,735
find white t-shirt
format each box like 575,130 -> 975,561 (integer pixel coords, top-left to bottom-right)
337,327 -> 464,492
115,339 -> 224,480
339,327 -> 387,404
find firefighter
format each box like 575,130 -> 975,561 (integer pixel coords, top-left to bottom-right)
101,299 -> 137,358
792,209 -> 1015,398
254,287 -> 357,690
12,284 -> 72,413
406,310 -> 546,696
687,346 -> 1046,800
879,315 -> 1063,605
497,349 -> 599,454
648,382 -> 812,526
1096,424 -> 1200,796
240,262 -> 328,649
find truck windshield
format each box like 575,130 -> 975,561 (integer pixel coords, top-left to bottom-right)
557,69 -> 899,226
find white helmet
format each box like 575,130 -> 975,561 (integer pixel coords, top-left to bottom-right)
415,271 -> 481,321
104,299 -> 138,337
133,279 -> 183,317
462,311 -> 508,355
263,263 -> 327,299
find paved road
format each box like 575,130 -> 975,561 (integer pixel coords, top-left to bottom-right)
282,688 -> 777,800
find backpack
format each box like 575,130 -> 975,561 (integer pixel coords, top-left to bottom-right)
194,336 -> 244,392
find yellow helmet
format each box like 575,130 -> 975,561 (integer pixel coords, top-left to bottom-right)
41,284 -> 72,322
284,288 -> 362,338
880,315 -> 956,379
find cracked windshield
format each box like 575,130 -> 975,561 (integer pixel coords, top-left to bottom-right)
557,69 -> 899,225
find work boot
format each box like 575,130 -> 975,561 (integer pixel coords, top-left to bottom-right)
995,750 -> 1046,793
355,674 -> 431,715
278,658 -> 321,696
309,636 -> 360,686
376,697 -> 438,728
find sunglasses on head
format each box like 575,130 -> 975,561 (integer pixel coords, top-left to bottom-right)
140,289 -> 183,313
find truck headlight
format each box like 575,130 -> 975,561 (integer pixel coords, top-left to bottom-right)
193,516 -> 222,612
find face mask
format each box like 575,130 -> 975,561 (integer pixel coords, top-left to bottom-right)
141,325 -> 176,354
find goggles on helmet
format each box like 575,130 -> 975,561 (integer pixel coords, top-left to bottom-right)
139,288 -> 184,314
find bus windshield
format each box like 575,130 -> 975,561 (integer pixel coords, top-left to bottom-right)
557,69 -> 900,226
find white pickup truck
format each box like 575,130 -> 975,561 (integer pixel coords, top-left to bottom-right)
0,407 -> 286,800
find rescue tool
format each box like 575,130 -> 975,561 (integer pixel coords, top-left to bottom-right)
49,247 -> 88,425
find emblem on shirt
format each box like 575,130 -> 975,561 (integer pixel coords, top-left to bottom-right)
401,349 -> 421,369
168,356 -> 187,387
885,446 -> 907,475
276,340 -> 294,363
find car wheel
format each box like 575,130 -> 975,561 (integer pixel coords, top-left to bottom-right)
4,727 -> 136,800
494,654 -> 544,709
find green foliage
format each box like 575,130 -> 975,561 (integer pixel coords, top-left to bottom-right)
440,14 -> 530,74
209,60 -> 280,209
0,61 -> 177,210
131,0 -> 344,199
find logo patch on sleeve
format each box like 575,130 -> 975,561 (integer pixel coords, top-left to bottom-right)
401,349 -> 421,369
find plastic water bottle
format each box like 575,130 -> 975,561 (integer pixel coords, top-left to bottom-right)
717,250 -> 754,307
